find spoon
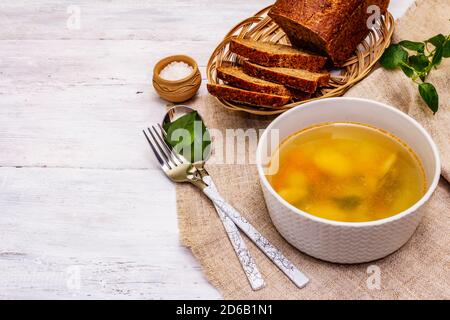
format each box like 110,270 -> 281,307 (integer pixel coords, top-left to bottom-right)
162,105 -> 266,291
161,105 -> 309,289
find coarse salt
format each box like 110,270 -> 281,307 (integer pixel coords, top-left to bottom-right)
159,61 -> 194,81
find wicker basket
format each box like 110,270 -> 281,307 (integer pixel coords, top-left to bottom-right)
207,5 -> 395,116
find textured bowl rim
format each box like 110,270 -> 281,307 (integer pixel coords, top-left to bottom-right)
153,54 -> 199,85
256,97 -> 441,227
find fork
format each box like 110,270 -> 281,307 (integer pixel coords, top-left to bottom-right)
143,125 -> 309,288
153,125 -> 265,291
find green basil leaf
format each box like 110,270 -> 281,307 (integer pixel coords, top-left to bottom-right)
409,55 -> 429,72
443,39 -> 450,58
166,125 -> 194,150
400,62 -> 415,78
418,83 -> 439,114
380,44 -> 408,69
165,111 -> 197,158
163,111 -> 211,163
201,127 -> 212,163
399,40 -> 425,53
432,45 -> 444,66
191,117 -> 211,163
427,34 -> 445,47
163,111 -> 196,134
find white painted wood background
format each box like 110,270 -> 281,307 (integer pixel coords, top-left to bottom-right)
0,0 -> 414,299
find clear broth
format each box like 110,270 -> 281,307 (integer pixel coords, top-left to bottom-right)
267,122 -> 427,222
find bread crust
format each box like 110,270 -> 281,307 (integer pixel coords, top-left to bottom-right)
242,61 -> 329,93
207,84 -> 291,107
268,0 -> 390,66
217,66 -> 293,97
229,39 -> 327,71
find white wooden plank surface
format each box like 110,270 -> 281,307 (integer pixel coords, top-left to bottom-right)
0,0 -> 273,41
0,0 -> 414,299
0,167 -> 216,299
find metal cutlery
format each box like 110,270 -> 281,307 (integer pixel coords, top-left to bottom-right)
162,106 -> 265,291
143,124 -> 309,288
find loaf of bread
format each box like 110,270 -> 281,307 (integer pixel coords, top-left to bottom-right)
229,38 -> 327,71
207,83 -> 292,107
242,60 -> 329,93
268,0 -> 390,66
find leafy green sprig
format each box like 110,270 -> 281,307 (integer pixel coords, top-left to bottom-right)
380,33 -> 450,114
163,111 -> 211,163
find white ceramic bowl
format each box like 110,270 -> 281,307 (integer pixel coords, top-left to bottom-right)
256,97 -> 441,263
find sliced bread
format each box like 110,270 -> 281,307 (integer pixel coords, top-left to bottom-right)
242,60 -> 329,93
217,65 -> 311,101
229,38 -> 327,71
217,65 -> 293,97
207,83 -> 291,107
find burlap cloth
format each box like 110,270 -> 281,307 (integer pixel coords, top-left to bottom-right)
177,0 -> 450,299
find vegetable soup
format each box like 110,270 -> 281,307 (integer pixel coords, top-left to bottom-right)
267,122 -> 426,222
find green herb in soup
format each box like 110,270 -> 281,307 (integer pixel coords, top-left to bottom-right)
267,122 -> 427,222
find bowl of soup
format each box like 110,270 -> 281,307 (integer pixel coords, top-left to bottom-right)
256,98 -> 441,263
